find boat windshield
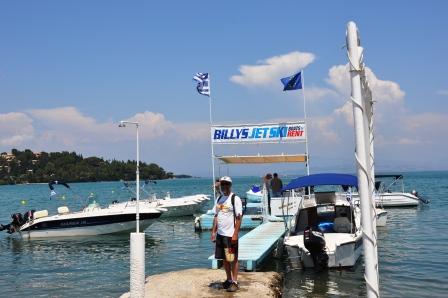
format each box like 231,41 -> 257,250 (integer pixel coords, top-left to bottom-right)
292,203 -> 354,235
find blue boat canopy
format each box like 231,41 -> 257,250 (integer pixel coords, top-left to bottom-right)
282,173 -> 358,191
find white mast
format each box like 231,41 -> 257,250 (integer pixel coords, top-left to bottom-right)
346,21 -> 380,298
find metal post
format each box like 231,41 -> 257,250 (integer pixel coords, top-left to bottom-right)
209,74 -> 217,199
301,70 -> 310,176
136,123 -> 140,233
346,21 -> 380,298
119,120 -> 145,298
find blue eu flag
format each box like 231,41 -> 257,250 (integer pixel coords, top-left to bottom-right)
281,71 -> 302,91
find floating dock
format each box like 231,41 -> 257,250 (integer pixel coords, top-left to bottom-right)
209,221 -> 286,271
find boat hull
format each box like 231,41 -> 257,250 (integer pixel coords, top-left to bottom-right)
160,202 -> 205,218
20,219 -> 156,238
376,193 -> 419,207
246,190 -> 262,203
270,196 -> 301,217
376,209 -> 388,227
285,233 -> 363,269
20,212 -> 161,239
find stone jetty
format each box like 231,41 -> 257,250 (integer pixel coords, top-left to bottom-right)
120,268 -> 283,297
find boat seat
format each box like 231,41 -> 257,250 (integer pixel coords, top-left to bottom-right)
57,206 -> 70,214
333,217 -> 351,233
34,210 -> 49,219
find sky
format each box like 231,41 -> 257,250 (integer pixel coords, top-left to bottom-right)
0,1 -> 447,177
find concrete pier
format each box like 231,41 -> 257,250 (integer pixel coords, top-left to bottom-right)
120,268 -> 282,298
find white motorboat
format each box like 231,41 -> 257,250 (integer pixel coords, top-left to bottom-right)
116,193 -> 210,218
283,173 -> 363,270
376,192 -> 419,207
353,174 -> 429,207
121,180 -> 210,217
0,201 -> 164,239
248,183 -> 387,226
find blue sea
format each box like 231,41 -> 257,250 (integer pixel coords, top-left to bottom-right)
0,172 -> 447,297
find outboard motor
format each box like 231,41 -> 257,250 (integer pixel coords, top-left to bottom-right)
304,226 -> 328,271
11,213 -> 24,226
0,213 -> 24,234
23,210 -> 35,222
412,190 -> 430,204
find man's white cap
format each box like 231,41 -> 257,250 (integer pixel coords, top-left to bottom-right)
219,176 -> 232,184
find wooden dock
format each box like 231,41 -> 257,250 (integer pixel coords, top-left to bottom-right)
209,221 -> 286,271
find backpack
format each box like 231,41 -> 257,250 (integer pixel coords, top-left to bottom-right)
216,193 -> 243,227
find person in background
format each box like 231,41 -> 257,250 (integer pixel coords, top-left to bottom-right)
211,176 -> 243,293
263,173 -> 273,214
271,173 -> 283,197
214,179 -> 221,198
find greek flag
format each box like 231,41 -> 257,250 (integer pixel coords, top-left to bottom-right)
193,72 -> 210,96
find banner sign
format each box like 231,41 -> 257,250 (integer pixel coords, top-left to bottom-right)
211,122 -> 306,144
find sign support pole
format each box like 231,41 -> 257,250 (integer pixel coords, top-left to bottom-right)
209,74 -> 217,199
301,69 -> 310,176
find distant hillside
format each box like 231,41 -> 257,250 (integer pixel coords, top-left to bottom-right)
0,149 -> 190,185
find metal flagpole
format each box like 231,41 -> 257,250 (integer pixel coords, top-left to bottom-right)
347,21 -> 380,298
209,74 -> 217,199
301,70 -> 310,176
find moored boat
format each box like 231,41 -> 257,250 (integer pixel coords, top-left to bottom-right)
1,201 -> 164,239
353,174 -> 429,207
282,173 -> 363,270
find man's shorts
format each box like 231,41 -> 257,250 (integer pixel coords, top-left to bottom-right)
215,233 -> 239,261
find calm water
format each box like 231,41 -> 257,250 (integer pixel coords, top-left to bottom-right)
0,172 -> 447,297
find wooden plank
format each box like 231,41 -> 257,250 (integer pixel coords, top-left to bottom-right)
209,222 -> 286,271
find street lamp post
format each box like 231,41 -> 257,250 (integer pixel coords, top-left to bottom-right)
119,120 -> 145,298
119,121 -> 141,232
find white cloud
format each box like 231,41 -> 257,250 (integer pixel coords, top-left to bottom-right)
305,87 -> 339,102
326,64 -> 405,103
230,51 -> 315,87
0,112 -> 34,147
403,112 -> 448,137
436,90 -> 448,96
28,107 -> 178,145
308,116 -> 339,143
0,107 -> 212,174
124,111 -> 175,139
334,101 -> 353,125
30,107 -> 98,128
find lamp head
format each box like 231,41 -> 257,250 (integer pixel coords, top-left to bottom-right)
118,121 -> 126,128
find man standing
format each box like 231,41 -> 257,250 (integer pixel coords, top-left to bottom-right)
271,173 -> 283,197
211,176 -> 242,293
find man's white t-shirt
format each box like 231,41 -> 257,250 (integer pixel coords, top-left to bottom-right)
214,193 -> 243,237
